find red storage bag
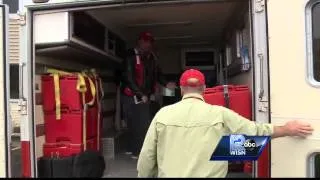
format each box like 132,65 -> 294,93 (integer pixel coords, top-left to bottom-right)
44,110 -> 85,144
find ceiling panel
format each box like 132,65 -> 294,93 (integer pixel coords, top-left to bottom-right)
87,1 -> 246,47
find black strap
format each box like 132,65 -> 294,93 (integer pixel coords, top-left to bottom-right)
223,85 -> 230,108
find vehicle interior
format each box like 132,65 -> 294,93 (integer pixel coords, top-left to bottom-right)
33,0 -> 255,177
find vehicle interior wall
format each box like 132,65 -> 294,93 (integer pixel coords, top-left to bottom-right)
32,0 -> 253,173
226,12 -> 253,88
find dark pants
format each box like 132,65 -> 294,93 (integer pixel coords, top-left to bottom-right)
121,94 -> 160,156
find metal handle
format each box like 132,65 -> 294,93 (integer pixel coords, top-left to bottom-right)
258,53 -> 264,99
19,62 -> 25,99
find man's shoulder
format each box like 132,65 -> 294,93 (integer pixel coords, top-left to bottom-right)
157,103 -> 178,113
154,102 -> 180,118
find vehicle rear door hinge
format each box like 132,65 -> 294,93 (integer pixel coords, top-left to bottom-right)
258,96 -> 268,112
255,0 -> 265,13
17,12 -> 26,26
18,99 -> 28,115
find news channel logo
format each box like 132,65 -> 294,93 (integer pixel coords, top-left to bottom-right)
210,134 -> 270,161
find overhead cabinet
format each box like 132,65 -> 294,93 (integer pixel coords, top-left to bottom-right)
34,11 -> 126,65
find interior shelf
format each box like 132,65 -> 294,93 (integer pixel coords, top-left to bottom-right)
35,41 -> 123,68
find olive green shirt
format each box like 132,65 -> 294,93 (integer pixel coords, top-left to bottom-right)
137,93 -> 274,178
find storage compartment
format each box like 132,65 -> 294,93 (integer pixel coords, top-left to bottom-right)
34,11 -> 124,65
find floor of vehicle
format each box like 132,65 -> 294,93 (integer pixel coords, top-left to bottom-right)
103,153 -> 138,178
103,153 -> 253,178
10,134 -> 253,178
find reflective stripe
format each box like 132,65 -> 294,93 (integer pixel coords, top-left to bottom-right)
134,48 -> 141,64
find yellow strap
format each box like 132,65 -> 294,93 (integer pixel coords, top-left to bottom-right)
76,73 -> 87,93
80,71 -> 96,106
82,93 -> 87,151
79,71 -> 97,151
87,77 -> 96,106
52,74 -> 61,120
47,68 -> 89,120
47,68 -> 72,120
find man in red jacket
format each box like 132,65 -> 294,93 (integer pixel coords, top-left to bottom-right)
120,32 -> 176,159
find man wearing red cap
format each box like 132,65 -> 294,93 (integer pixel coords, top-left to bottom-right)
137,69 -> 313,177
120,31 -> 176,159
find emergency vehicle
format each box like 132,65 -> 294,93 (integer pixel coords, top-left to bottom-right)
0,0 -> 319,178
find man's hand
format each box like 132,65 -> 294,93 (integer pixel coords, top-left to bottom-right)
284,120 -> 314,137
142,95 -> 149,103
150,95 -> 156,101
166,82 -> 177,90
272,120 -> 314,138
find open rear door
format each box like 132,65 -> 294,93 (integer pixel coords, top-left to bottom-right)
251,0 -> 270,178
0,3 -> 11,178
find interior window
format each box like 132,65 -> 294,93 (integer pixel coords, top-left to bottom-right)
312,3 -> 320,81
10,64 -> 19,99
3,0 -> 19,14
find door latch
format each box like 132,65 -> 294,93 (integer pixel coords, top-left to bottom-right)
18,99 -> 27,115
258,96 -> 268,112
16,12 -> 26,26
255,0 -> 265,13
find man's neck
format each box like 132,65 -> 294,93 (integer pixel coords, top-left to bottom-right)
182,93 -> 204,101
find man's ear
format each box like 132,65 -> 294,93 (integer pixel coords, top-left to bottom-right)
200,85 -> 206,94
180,86 -> 184,95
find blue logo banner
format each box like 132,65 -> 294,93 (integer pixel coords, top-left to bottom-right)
210,134 -> 270,161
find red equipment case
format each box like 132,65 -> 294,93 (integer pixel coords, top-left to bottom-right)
41,74 -> 102,147
42,75 -> 92,112
204,85 -> 251,119
204,85 -> 252,173
44,110 -> 97,144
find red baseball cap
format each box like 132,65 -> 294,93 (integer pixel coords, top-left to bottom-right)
139,31 -> 154,42
180,69 -> 205,87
